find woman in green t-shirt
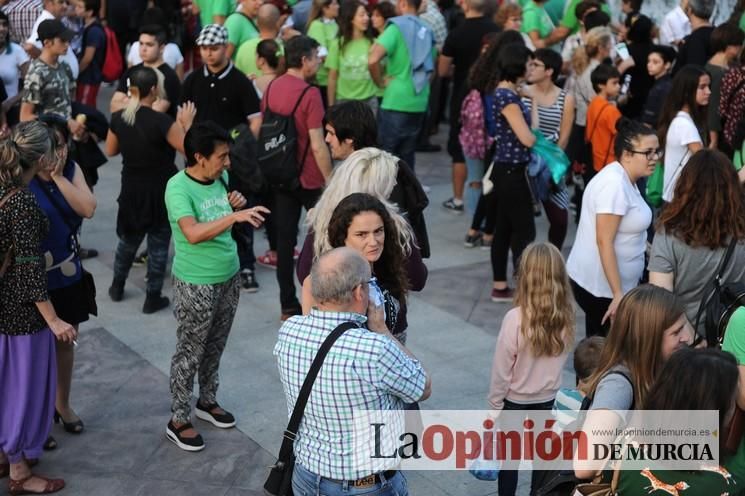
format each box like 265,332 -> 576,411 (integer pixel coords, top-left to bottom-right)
327,0 -> 377,111
306,0 -> 340,106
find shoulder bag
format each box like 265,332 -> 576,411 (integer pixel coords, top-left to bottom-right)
37,182 -> 97,316
0,188 -> 22,278
264,321 -> 360,496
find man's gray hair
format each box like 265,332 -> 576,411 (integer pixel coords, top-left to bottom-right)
688,0 -> 715,20
310,247 -> 371,305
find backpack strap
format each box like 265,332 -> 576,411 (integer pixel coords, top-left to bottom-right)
693,237 -> 739,344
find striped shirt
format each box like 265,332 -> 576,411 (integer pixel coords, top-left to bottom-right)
274,309 -> 427,480
523,90 -> 570,209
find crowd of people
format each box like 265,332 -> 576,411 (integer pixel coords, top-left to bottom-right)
3,0 -> 745,494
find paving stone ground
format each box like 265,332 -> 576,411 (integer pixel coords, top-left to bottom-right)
2,86 -> 585,496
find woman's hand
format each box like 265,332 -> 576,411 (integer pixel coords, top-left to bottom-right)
232,206 -> 270,228
49,316 -> 77,344
227,190 -> 247,209
602,293 -> 623,325
177,101 -> 197,131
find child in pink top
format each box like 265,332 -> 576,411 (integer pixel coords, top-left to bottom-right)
487,242 -> 575,496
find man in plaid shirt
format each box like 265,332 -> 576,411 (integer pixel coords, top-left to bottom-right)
274,247 -> 431,495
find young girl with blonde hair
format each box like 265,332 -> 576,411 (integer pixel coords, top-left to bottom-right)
487,241 -> 575,496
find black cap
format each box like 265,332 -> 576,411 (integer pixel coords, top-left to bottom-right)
37,19 -> 75,42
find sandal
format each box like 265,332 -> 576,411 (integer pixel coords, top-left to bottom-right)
42,437 -> 56,451
54,410 -> 84,434
8,475 -> 65,495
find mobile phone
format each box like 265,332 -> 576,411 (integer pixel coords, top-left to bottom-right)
615,42 -> 631,61
620,74 -> 632,96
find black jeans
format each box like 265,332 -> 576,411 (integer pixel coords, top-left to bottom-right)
498,399 -> 555,496
273,186 -> 321,311
113,224 -> 171,295
490,163 -> 536,282
571,279 -> 612,337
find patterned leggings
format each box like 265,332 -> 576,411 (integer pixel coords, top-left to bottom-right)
169,274 -> 240,423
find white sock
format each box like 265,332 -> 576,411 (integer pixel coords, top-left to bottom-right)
452,198 -> 463,206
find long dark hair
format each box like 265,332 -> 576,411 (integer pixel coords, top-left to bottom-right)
338,0 -> 371,50
657,65 -> 709,150
467,30 -> 525,93
657,149 -> 745,249
327,193 -> 409,301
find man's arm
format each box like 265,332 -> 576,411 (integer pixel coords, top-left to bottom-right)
79,45 -> 96,73
308,127 -> 332,182
437,54 -> 453,79
368,43 -> 387,88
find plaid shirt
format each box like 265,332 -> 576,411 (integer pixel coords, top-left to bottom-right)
274,309 -> 427,480
419,0 -> 447,51
2,0 -> 42,44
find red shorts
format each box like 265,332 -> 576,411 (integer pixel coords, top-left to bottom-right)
75,83 -> 100,108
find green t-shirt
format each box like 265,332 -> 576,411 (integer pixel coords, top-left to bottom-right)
560,0 -> 611,34
326,37 -> 377,101
522,0 -> 555,39
225,12 -> 259,58
306,18 -> 339,86
544,0 -> 565,25
740,12 -> 745,33
235,37 -> 284,77
376,24 -> 430,113
196,0 -> 234,28
165,170 -> 238,285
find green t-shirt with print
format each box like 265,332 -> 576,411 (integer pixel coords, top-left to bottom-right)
326,37 -> 377,101
235,37 -> 284,77
196,0 -> 234,28
522,0 -> 555,39
225,12 -> 259,58
165,170 -> 238,285
560,0 -> 611,34
306,18 -> 339,86
376,23 -> 430,113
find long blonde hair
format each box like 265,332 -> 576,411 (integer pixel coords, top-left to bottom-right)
306,147 -> 415,260
514,242 -> 575,357
571,26 -> 612,76
584,285 -> 686,409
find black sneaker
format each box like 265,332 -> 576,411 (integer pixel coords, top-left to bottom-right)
79,248 -> 98,259
143,293 -> 169,314
464,232 -> 483,248
240,269 -> 259,293
195,401 -> 236,429
442,198 -> 464,214
108,281 -> 124,302
132,252 -> 148,267
166,420 -> 205,452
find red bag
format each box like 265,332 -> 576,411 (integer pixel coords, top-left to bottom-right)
100,24 -> 123,82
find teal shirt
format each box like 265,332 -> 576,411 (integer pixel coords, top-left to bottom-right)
165,170 -> 238,285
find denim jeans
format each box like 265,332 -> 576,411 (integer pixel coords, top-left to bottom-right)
113,224 -> 171,295
292,463 -> 409,496
377,109 -> 425,171
464,156 -> 485,215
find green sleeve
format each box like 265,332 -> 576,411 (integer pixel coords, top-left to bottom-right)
521,4 -> 543,35
560,0 -> 580,32
165,178 -> 195,223
326,38 -> 340,70
306,20 -> 324,44
376,24 -> 399,56
224,14 -> 244,45
234,41 -> 252,74
215,0 -> 233,17
723,309 -> 745,363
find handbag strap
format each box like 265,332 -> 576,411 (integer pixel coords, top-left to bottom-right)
275,321 -> 361,459
693,237 -> 739,340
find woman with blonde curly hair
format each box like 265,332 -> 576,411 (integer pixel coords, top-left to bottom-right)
296,147 -> 428,341
0,121 -> 76,495
487,241 -> 575,495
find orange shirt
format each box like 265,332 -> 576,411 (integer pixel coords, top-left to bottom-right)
585,96 -> 622,172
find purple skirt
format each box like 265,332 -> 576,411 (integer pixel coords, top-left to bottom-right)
0,329 -> 56,463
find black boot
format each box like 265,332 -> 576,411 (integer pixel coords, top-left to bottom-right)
143,293 -> 169,314
108,280 -> 125,302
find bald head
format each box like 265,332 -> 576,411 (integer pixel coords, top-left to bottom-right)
310,247 -> 370,305
258,3 -> 281,31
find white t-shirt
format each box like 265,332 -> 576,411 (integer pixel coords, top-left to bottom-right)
567,162 -> 652,298
27,10 -> 79,79
127,42 -> 184,70
0,43 -> 30,99
662,111 -> 701,202
659,6 -> 691,47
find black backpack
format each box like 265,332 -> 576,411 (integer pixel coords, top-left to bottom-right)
695,239 -> 745,347
257,81 -> 313,191
228,123 -> 265,195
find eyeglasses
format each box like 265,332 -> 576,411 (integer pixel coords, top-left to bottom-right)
627,148 -> 663,160
528,61 -> 545,69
